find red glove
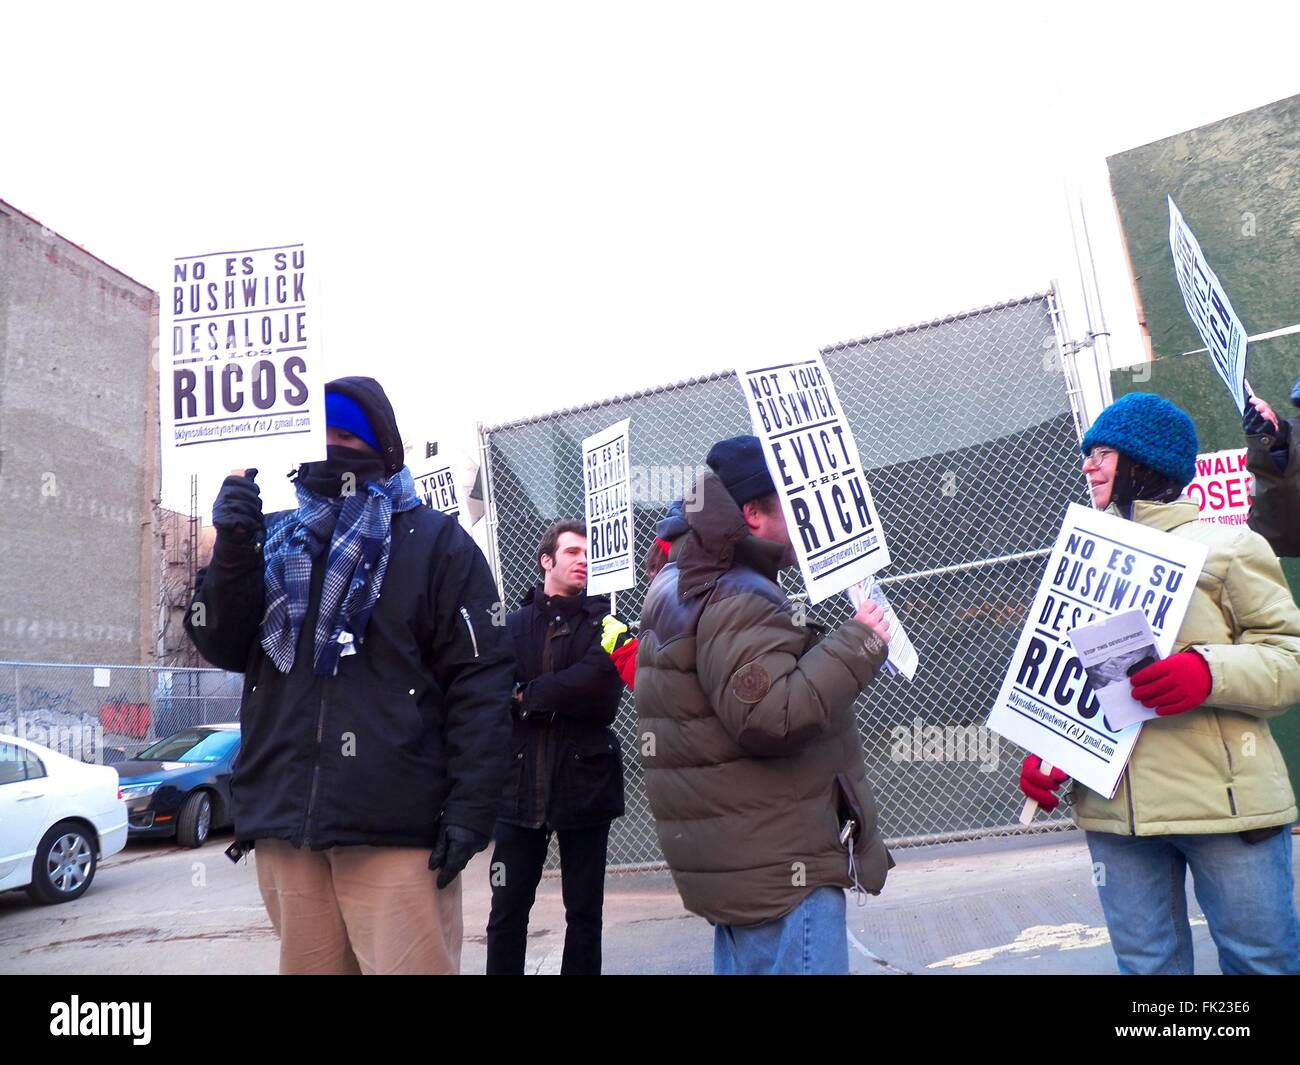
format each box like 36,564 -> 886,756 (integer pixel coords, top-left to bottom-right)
610,637 -> 638,691
1129,652 -> 1211,716
1019,755 -> 1069,811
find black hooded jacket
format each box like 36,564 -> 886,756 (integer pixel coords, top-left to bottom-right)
1247,416 -> 1300,557
500,585 -> 626,831
184,377 -> 515,849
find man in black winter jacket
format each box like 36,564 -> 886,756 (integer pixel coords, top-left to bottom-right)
185,376 -> 514,975
485,519 -> 630,975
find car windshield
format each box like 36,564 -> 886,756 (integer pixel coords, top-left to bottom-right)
135,729 -> 238,763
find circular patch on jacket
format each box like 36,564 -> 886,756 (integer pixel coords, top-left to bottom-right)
731,661 -> 771,704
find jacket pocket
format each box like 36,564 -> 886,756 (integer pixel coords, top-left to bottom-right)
562,736 -> 624,821
834,772 -> 865,849
372,682 -> 430,749
1209,713 -> 1235,786
458,606 -> 481,658
499,735 -> 529,818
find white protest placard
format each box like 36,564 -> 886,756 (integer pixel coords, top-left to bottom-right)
736,354 -> 890,604
1186,448 -> 1252,528
1168,197 -> 1249,413
583,419 -> 634,596
162,242 -> 325,515
415,466 -> 461,519
986,503 -> 1207,798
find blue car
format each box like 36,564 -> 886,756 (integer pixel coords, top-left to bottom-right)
116,725 -> 240,848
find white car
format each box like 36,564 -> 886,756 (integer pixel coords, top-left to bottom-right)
0,734 -> 128,903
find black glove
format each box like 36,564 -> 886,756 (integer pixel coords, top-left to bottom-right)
211,469 -> 262,542
428,823 -> 489,888
1243,402 -> 1275,438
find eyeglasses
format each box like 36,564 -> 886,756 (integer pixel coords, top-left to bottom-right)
1082,446 -> 1117,467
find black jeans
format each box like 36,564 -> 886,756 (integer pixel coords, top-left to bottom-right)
485,820 -> 611,975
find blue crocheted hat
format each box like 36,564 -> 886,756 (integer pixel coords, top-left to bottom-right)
1080,392 -> 1198,487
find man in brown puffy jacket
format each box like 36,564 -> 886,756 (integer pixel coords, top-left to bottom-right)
635,434 -> 893,974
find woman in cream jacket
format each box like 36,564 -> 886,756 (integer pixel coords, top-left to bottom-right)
1020,392 -> 1300,975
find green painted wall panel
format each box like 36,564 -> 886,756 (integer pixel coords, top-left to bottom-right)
1108,94 -> 1300,794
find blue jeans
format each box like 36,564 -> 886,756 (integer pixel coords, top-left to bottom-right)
713,887 -> 849,975
1086,827 -> 1300,975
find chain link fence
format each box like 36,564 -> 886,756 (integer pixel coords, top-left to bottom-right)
0,661 -> 242,764
4,292 -> 1088,868
481,292 -> 1091,869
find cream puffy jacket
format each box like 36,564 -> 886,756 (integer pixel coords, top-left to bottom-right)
1073,498 -> 1300,835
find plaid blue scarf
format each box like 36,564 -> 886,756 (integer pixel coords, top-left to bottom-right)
260,466 -> 420,676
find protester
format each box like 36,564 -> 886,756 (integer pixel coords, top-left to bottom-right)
643,498 -> 688,583
635,434 -> 894,975
485,520 -> 633,974
1242,378 -> 1300,557
185,376 -> 515,975
1020,391 -> 1300,975
643,542 -> 669,583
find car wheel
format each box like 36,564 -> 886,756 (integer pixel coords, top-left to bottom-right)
176,791 -> 212,848
27,821 -> 98,904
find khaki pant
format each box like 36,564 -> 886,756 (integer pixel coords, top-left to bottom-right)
254,838 -> 463,975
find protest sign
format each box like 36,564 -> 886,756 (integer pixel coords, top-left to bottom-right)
1186,448 -> 1252,527
162,242 -> 324,515
415,465 -> 460,519
583,419 -> 633,595
1168,197 -> 1249,413
735,354 -> 890,603
986,503 -> 1207,798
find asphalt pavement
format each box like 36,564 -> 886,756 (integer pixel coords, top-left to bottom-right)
2,828 -> 1295,974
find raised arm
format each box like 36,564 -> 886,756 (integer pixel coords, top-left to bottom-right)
696,591 -> 886,757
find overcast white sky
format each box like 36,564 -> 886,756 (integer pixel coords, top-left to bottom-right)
4,1 -> 1298,513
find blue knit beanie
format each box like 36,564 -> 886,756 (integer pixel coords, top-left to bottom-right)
1080,392 -> 1198,487
654,498 -> 689,541
706,435 -> 775,506
325,390 -> 380,451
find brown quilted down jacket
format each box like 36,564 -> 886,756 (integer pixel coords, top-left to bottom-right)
635,469 -> 893,926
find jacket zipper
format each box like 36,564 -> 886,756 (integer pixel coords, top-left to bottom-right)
303,684 -> 328,848
530,613 -> 559,825
459,606 -> 480,658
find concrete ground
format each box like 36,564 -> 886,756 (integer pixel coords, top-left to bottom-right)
1,828 -> 1295,974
